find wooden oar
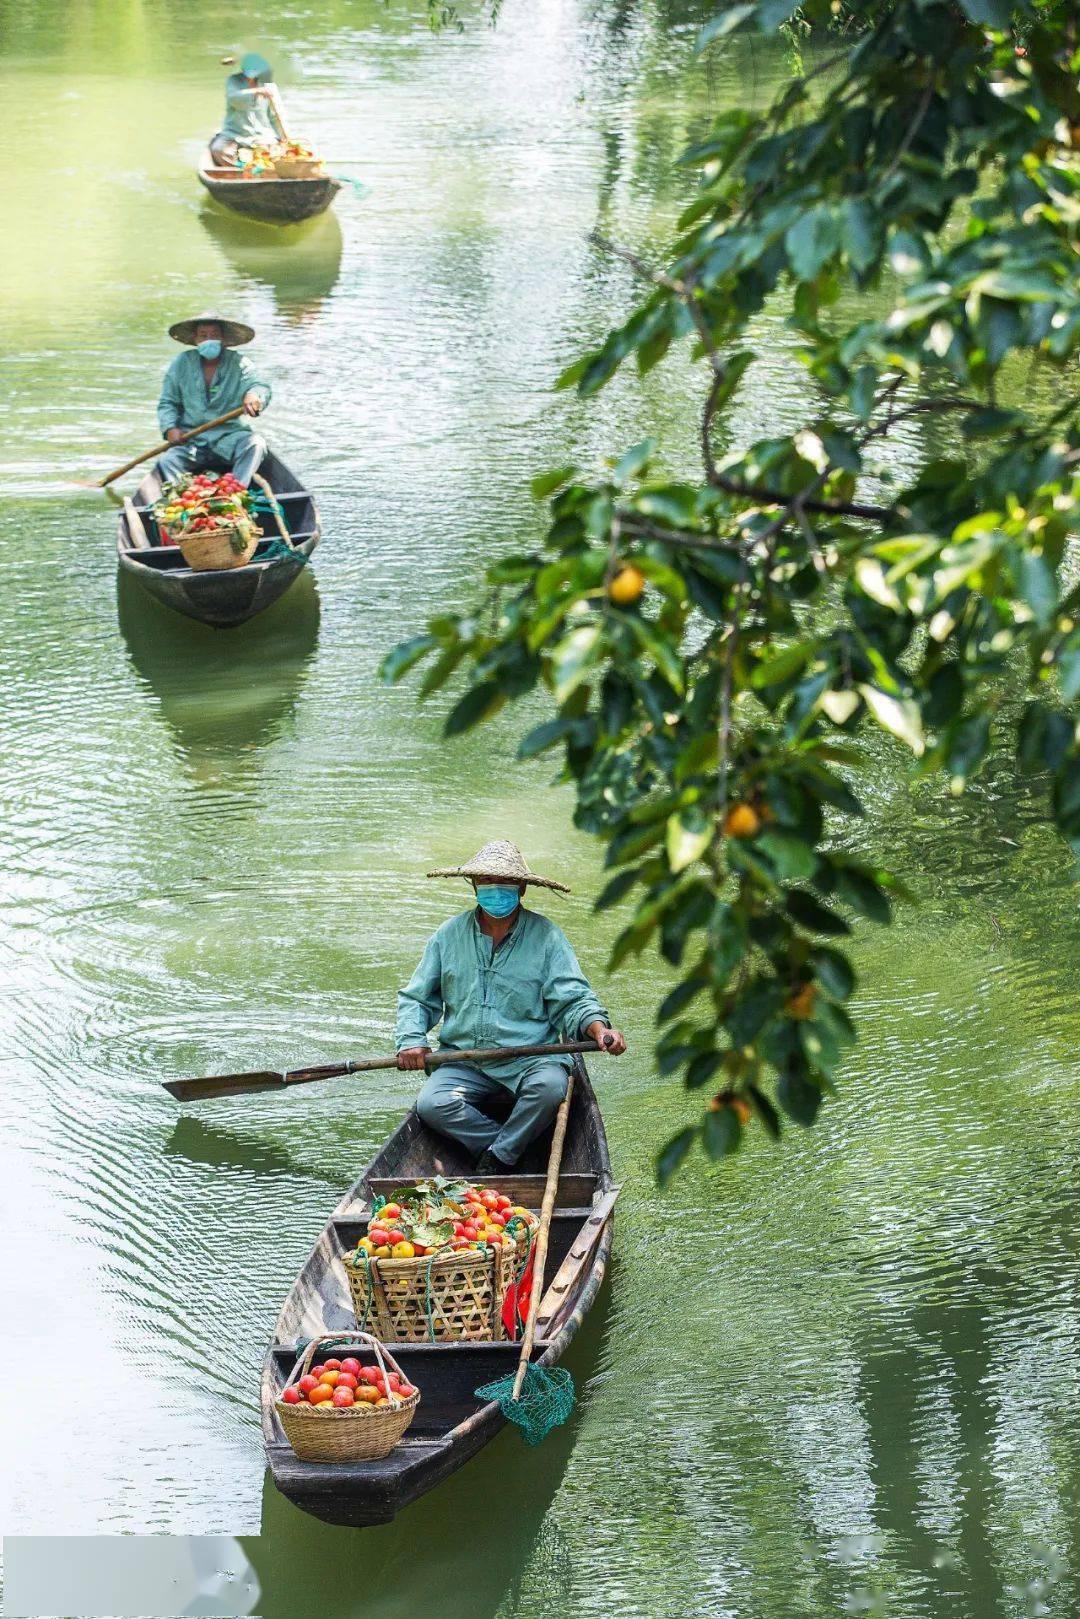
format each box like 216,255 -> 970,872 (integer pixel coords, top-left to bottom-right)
511,1070 -> 574,1400
163,1037 -> 610,1103
79,407 -> 246,490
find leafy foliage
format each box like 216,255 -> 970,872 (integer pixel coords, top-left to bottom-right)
386,0 -> 1080,1176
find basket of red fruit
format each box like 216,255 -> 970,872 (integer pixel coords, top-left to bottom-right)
153,472 -> 260,571
344,1178 -> 539,1343
276,1331 -> 420,1463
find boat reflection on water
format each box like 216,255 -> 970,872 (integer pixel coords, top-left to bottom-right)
246,1270 -> 613,1619
199,205 -> 344,327
117,567 -> 321,780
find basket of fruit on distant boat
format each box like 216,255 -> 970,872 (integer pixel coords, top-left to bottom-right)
276,1331 -> 420,1463
241,138 -> 326,180
153,472 -> 260,570
344,1177 -> 540,1343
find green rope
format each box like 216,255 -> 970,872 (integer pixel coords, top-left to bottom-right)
348,1245 -> 374,1334
423,1249 -> 442,1342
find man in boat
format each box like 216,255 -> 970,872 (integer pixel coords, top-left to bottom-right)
156,315 -> 270,489
396,840 -> 626,1173
210,52 -> 283,167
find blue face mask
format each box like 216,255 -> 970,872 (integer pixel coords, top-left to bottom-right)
475,884 -> 520,919
197,339 -> 222,360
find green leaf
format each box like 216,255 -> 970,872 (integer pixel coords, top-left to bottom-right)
859,685 -> 925,756
657,971 -> 710,1023
656,1126 -> 697,1187
962,407 -> 1020,441
958,0 -> 1011,25
695,2 -> 757,50
531,465 -> 577,500
1060,635 -> 1080,704
595,868 -> 641,911
814,947 -> 856,1000
850,365 -> 878,422
686,1050 -> 723,1089
612,439 -> 656,486
748,1084 -> 781,1139
1053,759 -> 1080,837
380,633 -> 438,685
777,1069 -> 821,1125
752,641 -> 818,688
552,624 -> 602,702
417,642 -> 468,700
703,1106 -> 743,1159
757,830 -> 818,881
946,712 -> 991,783
754,0 -> 800,30
832,868 -> 892,924
667,812 -> 713,873
626,615 -> 685,694
1019,553 -> 1057,630
785,205 -> 840,282
443,680 -> 504,736
725,981 -> 783,1045
406,1218 -> 456,1250
517,717 -> 571,759
841,197 -> 882,276
786,890 -> 851,936
710,902 -> 748,983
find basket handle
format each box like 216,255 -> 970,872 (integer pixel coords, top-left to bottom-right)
282,1330 -> 409,1408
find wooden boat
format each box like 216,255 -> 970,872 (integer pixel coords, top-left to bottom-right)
261,1056 -> 619,1527
116,450 -> 320,629
197,148 -> 341,225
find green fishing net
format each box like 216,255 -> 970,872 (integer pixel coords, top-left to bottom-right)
474,1364 -> 576,1445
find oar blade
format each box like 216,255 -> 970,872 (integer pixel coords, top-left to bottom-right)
162,1070 -> 287,1102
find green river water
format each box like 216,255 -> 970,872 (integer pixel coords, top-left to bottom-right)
0,2 -> 1077,1616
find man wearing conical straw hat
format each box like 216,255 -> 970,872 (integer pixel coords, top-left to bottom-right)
397,840 -> 627,1173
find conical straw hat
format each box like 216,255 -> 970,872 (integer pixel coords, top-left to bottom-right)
427,839 -> 570,895
168,314 -> 255,347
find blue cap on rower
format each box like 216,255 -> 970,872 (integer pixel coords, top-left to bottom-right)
240,52 -> 272,83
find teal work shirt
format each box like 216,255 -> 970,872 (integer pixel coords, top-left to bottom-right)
396,906 -> 609,1084
220,74 -> 279,144
157,349 -> 271,451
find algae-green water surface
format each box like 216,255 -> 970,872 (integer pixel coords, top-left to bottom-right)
0,2 -> 1076,1615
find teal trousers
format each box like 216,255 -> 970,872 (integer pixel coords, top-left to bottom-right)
415,1061 -> 568,1167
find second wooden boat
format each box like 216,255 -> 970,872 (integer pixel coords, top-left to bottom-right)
261,1056 -> 618,1527
198,149 -> 341,225
116,449 -> 320,629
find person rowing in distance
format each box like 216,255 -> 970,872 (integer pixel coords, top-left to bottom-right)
210,52 -> 284,167
396,840 -> 627,1174
156,315 -> 270,489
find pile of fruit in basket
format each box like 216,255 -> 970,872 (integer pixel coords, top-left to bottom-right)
348,1178 -> 538,1263
154,473 -> 260,555
240,138 -> 323,176
280,1354 -> 417,1410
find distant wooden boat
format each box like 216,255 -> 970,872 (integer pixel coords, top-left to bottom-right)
116,450 -> 320,628
197,148 -> 341,225
261,1056 -> 619,1527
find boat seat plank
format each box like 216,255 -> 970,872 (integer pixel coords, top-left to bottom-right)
356,1172 -> 600,1215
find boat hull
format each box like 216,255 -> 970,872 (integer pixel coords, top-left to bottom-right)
261,1060 -> 618,1525
197,150 -> 341,224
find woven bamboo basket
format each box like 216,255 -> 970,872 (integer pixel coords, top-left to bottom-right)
174,523 -> 258,571
274,157 -> 324,179
346,1240 -> 518,1343
275,1331 -> 420,1464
